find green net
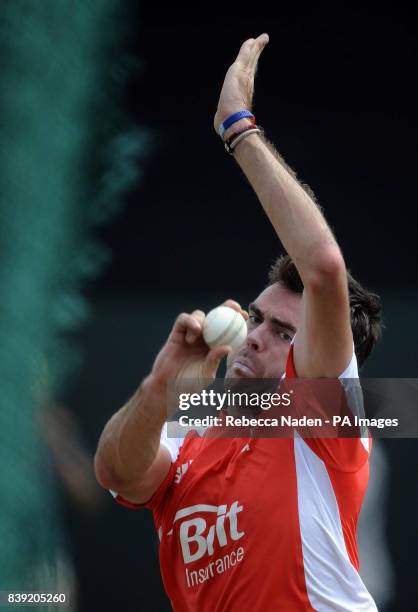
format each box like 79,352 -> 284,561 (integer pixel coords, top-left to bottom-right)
0,0 -> 146,604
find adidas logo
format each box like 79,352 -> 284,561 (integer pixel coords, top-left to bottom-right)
175,460 -> 193,484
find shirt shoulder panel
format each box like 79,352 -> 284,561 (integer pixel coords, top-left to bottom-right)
160,422 -> 185,462
285,336 -> 371,469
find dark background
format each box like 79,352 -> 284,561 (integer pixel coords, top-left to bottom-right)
63,5 -> 417,611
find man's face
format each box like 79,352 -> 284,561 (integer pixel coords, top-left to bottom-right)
225,283 -> 302,380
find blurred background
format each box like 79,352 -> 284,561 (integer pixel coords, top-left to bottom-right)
0,1 -> 416,610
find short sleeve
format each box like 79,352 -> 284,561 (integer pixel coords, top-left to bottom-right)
285,337 -> 371,471
159,422 -> 185,462
339,348 -> 358,378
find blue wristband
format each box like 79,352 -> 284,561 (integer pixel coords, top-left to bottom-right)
218,110 -> 254,139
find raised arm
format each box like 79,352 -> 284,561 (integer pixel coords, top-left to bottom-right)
214,35 -> 353,377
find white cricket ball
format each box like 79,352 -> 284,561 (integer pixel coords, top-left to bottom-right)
202,306 -> 247,350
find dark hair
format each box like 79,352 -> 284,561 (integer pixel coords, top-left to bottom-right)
268,254 -> 383,368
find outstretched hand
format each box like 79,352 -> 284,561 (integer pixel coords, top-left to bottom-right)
214,34 -> 269,136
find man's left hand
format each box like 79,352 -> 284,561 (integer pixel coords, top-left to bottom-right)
214,33 -> 269,138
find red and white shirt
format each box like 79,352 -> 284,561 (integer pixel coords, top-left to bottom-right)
112,344 -> 377,611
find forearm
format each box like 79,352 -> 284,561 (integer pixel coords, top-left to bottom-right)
232,130 -> 343,284
94,375 -> 167,489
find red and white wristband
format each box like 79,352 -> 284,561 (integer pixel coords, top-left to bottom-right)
224,123 -> 263,154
